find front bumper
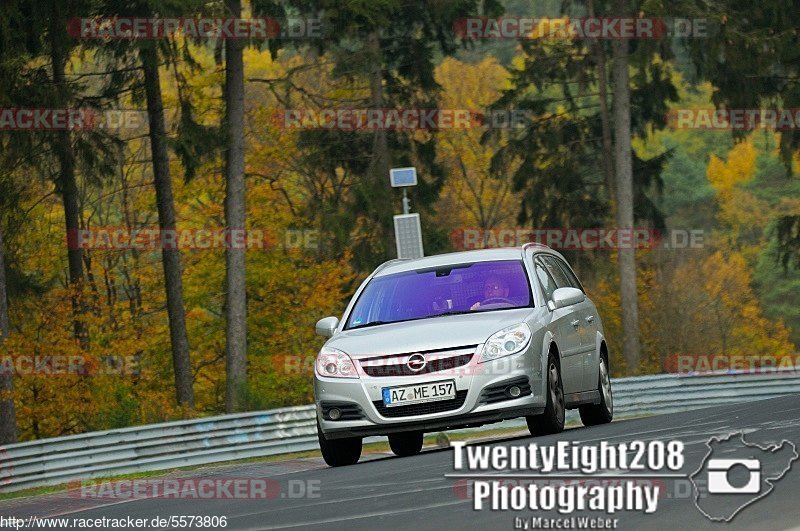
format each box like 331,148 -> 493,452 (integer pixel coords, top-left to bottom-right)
315,349 -> 545,439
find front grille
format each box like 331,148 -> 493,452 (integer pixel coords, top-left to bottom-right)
373,390 -> 468,418
362,354 -> 473,377
320,401 -> 365,421
359,345 -> 478,378
479,376 -> 532,404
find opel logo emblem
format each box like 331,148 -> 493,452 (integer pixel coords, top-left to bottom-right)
406,353 -> 427,372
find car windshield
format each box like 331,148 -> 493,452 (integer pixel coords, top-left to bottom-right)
345,260 -> 532,330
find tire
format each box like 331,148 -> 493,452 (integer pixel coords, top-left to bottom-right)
526,354 -> 565,436
317,420 -> 362,467
388,431 -> 424,457
579,354 -> 614,426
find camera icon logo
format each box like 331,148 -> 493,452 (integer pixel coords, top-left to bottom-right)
690,432 -> 798,522
706,458 -> 760,494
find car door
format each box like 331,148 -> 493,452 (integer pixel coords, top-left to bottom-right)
533,258 -> 583,395
539,255 -> 596,392
548,257 -> 600,387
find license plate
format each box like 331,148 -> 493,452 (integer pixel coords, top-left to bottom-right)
382,380 -> 456,407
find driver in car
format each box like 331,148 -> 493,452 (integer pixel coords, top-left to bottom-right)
470,275 -> 510,311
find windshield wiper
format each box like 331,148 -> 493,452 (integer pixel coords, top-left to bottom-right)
430,310 -> 475,318
348,321 -> 391,330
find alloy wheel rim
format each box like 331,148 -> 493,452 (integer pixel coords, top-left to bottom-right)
600,358 -> 612,414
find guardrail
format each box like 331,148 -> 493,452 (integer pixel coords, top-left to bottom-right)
1,370 -> 798,493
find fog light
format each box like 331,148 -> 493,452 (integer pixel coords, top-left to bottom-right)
507,385 -> 521,398
328,408 -> 342,421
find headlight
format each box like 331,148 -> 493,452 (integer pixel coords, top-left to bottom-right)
478,323 -> 532,363
315,347 -> 359,379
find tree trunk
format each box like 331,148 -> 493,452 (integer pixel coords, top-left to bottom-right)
367,31 -> 394,257
588,0 -> 616,209
612,0 -> 641,374
224,0 -> 248,413
140,43 -> 195,408
48,4 -> 87,346
0,228 -> 17,444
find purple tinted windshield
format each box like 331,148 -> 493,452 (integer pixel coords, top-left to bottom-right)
345,260 -> 532,329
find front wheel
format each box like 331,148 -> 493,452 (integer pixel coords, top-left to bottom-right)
318,421 -> 362,467
388,431 -> 424,457
526,355 -> 565,436
579,355 -> 613,426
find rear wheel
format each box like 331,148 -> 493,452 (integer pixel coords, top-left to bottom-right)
317,420 -> 362,467
579,354 -> 613,426
526,354 -> 565,436
388,431 -> 424,457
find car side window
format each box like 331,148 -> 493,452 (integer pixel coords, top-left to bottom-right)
540,255 -> 572,290
534,261 -> 558,302
545,256 -> 584,293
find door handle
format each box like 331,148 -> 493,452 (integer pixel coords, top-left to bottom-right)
571,319 -> 580,327
585,315 -> 594,323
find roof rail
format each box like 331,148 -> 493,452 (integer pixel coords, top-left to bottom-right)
522,242 -> 552,253
373,258 -> 411,275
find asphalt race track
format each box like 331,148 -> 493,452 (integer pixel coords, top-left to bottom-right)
2,395 -> 799,530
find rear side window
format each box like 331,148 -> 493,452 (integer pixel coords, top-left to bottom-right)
542,255 -> 584,292
540,256 -> 572,290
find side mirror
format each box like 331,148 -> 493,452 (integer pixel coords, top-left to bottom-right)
315,316 -> 340,338
548,287 -> 585,311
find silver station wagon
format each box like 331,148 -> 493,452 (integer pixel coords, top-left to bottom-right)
313,244 -> 613,466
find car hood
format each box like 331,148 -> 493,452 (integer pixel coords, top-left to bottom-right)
326,308 -> 536,358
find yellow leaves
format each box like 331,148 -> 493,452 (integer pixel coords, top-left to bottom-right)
706,140 -> 771,246
244,46 -> 281,79
697,250 -> 793,356
184,307 -> 212,323
701,250 -> 749,303
707,139 -> 757,196
433,58 -> 521,231
2,285 -> 184,439
623,244 -> 797,376
437,57 -> 509,110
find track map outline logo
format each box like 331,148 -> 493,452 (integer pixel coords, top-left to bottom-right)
690,432 -> 798,522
